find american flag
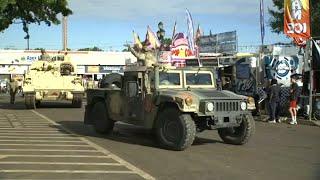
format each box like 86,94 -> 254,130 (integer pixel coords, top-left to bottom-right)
186,9 -> 195,52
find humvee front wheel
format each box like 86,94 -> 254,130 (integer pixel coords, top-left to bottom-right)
92,101 -> 114,134
72,94 -> 83,108
25,93 -> 36,109
218,114 -> 255,145
155,108 -> 196,151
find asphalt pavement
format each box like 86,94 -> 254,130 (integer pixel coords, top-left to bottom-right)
0,95 -> 319,180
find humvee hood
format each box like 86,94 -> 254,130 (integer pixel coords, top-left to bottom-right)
159,89 -> 247,100
190,89 -> 247,100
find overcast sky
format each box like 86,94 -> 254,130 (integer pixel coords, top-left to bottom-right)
0,0 -> 290,51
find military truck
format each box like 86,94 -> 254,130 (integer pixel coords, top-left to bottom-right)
23,55 -> 84,109
84,65 -> 255,150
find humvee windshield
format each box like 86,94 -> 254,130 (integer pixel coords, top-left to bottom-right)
159,70 -> 215,88
159,72 -> 181,87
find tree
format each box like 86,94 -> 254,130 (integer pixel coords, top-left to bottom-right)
0,0 -> 72,37
78,46 -> 103,51
269,0 -> 320,37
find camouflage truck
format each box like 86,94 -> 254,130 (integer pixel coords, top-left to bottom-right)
84,65 -> 255,150
23,55 -> 84,109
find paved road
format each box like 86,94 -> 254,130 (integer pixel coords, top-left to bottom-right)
1,95 -> 320,180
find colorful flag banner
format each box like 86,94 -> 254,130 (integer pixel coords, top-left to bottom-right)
260,0 -> 265,45
172,21 -> 177,42
147,26 -> 161,49
186,9 -> 195,52
284,0 -> 311,44
133,31 -> 143,49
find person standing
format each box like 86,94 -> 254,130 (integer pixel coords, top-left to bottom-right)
40,49 -> 50,61
268,79 -> 280,123
9,78 -> 18,104
289,77 -> 299,125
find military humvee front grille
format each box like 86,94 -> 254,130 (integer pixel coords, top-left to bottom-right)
215,101 -> 239,112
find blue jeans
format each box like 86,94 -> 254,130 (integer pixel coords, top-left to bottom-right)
269,101 -> 278,121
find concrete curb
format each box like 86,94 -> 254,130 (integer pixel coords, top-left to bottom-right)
256,115 -> 320,127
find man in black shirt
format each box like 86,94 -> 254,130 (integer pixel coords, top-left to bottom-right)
268,79 -> 280,123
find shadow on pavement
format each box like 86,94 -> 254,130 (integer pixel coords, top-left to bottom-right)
0,95 -> 81,110
57,120 -> 222,149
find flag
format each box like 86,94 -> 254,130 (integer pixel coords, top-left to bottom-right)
172,21 -> 177,41
260,0 -> 265,45
147,26 -> 161,49
133,31 -> 143,49
186,9 -> 195,52
284,0 -> 311,45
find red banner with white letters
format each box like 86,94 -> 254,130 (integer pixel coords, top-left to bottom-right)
284,0 -> 311,45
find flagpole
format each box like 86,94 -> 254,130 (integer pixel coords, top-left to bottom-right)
309,39 -> 313,121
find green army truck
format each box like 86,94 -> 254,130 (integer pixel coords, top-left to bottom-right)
84,65 -> 255,150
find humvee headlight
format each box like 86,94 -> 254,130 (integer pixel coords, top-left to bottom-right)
206,102 -> 214,112
240,102 -> 247,110
185,97 -> 193,106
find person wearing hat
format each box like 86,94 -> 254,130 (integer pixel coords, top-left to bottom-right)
289,75 -> 299,125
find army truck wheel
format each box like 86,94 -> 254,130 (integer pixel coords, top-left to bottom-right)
155,108 -> 196,151
218,114 -> 255,145
36,100 -> 41,108
92,101 -> 114,134
25,93 -> 36,109
100,73 -> 122,88
72,94 -> 83,108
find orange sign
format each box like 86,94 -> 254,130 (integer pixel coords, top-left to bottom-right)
284,0 -> 310,42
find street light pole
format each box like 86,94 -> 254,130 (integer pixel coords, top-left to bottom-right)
62,16 -> 68,51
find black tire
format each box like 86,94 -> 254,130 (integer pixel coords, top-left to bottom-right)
100,73 -> 122,88
72,94 -> 83,108
92,101 -> 114,134
25,93 -> 36,109
155,107 -> 196,151
36,100 -> 41,108
218,114 -> 255,145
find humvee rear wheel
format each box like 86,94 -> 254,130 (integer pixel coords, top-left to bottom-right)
25,93 -> 36,109
155,108 -> 196,151
72,94 -> 83,108
218,114 -> 255,145
92,101 -> 114,134
100,73 -> 122,88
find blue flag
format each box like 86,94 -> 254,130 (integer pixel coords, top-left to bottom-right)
260,0 -> 265,45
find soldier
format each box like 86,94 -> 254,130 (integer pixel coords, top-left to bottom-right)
40,49 -> 50,61
86,77 -> 95,89
9,78 -> 19,104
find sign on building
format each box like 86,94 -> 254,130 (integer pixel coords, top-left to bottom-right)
198,31 -> 237,54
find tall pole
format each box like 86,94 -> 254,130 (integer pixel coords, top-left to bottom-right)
309,39 -> 313,121
62,16 -> 68,51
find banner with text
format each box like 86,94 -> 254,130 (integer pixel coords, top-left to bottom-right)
284,0 -> 311,45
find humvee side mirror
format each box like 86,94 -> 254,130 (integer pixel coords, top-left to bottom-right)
127,81 -> 138,97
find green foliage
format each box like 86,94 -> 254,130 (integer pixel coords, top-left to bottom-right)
163,38 -> 172,46
268,0 -> 320,37
78,46 -> 103,51
0,0 -> 72,36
